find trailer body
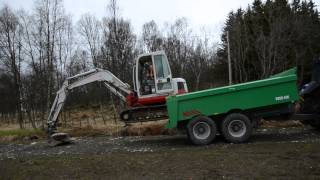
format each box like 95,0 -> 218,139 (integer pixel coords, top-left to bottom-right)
165,68 -> 299,129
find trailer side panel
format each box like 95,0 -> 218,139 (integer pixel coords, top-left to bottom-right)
166,68 -> 299,128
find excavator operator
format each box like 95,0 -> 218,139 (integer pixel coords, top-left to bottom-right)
142,61 -> 155,95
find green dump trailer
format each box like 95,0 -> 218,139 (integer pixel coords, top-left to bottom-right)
165,68 -> 299,145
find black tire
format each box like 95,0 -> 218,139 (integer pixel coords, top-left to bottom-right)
307,119 -> 320,130
221,113 -> 252,143
187,116 -> 217,145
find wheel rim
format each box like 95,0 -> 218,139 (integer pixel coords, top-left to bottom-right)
193,122 -> 211,140
228,120 -> 246,137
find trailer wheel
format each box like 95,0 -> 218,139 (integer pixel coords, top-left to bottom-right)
187,116 -> 217,145
221,113 -> 252,143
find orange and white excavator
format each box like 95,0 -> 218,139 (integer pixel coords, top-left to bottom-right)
47,51 -> 188,145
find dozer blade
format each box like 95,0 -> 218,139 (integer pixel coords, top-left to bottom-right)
48,132 -> 73,146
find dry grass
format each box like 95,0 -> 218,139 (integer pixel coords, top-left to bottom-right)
0,123 -> 21,131
0,106 -> 177,143
54,106 -> 178,137
0,129 -> 46,143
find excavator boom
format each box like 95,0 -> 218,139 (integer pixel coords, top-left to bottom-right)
47,68 -> 131,143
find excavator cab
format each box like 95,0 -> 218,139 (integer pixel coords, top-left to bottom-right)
132,51 -> 184,106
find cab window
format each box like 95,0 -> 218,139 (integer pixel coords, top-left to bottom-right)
154,55 -> 170,79
154,54 -> 172,91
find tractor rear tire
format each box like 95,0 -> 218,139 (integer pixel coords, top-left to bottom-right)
187,116 -> 217,145
221,113 -> 252,143
299,95 -> 320,130
306,119 -> 320,130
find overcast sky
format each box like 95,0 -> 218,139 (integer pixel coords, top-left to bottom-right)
1,0 -> 320,40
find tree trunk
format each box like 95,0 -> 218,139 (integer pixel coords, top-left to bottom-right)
26,109 -> 37,129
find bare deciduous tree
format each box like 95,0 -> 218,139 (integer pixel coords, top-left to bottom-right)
78,13 -> 102,67
142,20 -> 162,52
0,5 -> 24,128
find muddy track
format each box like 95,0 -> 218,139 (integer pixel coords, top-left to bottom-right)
1,127 -> 320,159
1,127 -> 320,179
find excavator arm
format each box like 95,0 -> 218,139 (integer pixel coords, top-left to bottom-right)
47,68 -> 132,141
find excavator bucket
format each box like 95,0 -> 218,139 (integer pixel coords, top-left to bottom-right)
48,132 -> 73,146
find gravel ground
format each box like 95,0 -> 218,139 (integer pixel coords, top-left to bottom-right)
1,126 -> 320,179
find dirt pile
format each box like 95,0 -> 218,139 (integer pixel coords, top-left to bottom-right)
120,122 -> 177,136
65,120 -> 177,137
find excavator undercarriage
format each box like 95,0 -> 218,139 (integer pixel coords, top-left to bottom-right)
120,104 -> 168,123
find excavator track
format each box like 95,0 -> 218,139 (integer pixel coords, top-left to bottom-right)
120,105 -> 168,123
